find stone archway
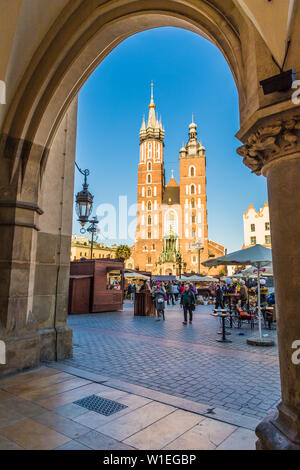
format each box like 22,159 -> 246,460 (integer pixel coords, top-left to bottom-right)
1,0 -> 300,450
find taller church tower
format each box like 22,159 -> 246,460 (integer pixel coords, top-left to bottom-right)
134,84 -> 165,271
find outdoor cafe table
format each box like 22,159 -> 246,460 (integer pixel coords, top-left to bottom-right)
223,293 -> 239,327
211,309 -> 232,343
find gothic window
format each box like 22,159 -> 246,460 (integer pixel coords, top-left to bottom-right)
147,187 -> 152,197
148,256 -> 152,264
147,201 -> 152,211
191,198 -> 195,209
192,214 -> 196,223
152,244 -> 156,251
148,142 -> 152,158
189,166 -> 196,177
192,230 -> 196,238
190,184 -> 196,195
148,161 -> 152,171
148,215 -> 152,225
147,174 -> 152,184
148,232 -> 152,239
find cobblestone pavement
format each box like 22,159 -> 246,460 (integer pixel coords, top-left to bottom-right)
61,302 -> 281,420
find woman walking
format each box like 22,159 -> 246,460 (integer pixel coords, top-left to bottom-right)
153,282 -> 166,321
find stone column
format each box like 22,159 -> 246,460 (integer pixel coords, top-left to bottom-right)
237,112 -> 300,450
0,137 -> 42,375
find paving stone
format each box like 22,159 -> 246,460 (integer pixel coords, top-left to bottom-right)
0,418 -> 70,450
77,430 -> 136,450
124,409 -> 203,450
34,411 -> 91,439
56,303 -> 280,421
216,427 -> 257,450
97,401 -> 175,441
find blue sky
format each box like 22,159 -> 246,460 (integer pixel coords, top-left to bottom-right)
73,27 -> 268,253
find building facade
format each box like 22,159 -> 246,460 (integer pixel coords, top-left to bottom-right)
243,202 -> 271,248
132,86 -> 225,275
70,235 -> 117,261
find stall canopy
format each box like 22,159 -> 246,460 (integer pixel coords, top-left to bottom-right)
178,275 -> 216,282
242,265 -> 273,277
152,275 -> 176,282
124,272 -> 150,280
203,244 -> 272,340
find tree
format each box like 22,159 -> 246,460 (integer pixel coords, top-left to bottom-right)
115,245 -> 131,261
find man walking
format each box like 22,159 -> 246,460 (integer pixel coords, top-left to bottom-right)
166,281 -> 175,305
215,283 -> 224,309
180,284 -> 196,325
128,281 -> 136,304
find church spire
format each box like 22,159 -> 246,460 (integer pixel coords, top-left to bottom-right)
140,83 -> 165,143
148,81 -> 157,128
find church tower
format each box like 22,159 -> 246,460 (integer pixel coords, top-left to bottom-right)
179,118 -> 209,272
134,84 -> 165,271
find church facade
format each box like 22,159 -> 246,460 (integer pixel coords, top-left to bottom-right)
131,85 -> 225,275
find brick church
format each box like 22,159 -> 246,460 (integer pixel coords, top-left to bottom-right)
130,85 -> 225,275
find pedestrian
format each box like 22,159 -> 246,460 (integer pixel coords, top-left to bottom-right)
128,281 -> 136,304
215,283 -> 224,309
153,282 -> 166,321
239,280 -> 248,308
166,281 -> 175,305
172,282 -> 179,302
180,284 -> 196,325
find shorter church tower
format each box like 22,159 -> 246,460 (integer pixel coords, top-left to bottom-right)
179,118 -> 209,272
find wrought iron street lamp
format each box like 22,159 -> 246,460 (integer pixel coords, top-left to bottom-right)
75,164 -> 93,227
75,163 -> 99,259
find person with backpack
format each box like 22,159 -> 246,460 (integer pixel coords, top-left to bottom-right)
153,282 -> 166,321
180,284 -> 196,325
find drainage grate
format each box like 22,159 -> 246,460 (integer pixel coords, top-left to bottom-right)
74,395 -> 128,416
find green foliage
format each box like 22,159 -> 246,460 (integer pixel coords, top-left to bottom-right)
115,245 -> 131,261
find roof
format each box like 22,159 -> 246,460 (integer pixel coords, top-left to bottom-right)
167,176 -> 179,187
163,179 -> 180,205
